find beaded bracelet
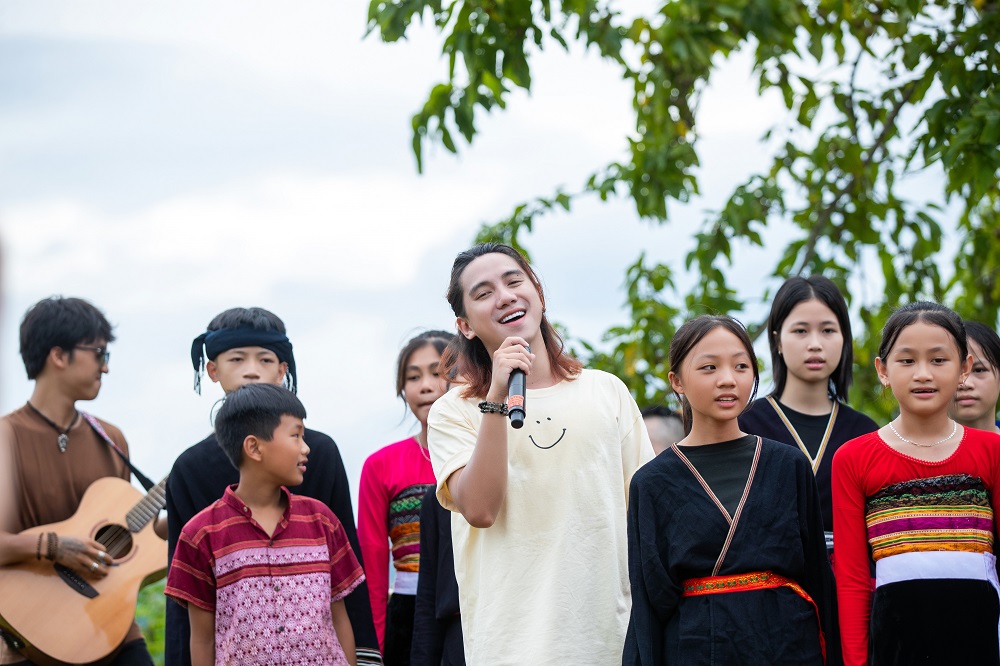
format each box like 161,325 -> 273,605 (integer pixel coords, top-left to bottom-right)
46,532 -> 58,561
478,401 -> 508,415
35,533 -> 44,561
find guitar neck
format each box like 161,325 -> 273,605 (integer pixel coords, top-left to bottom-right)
125,476 -> 168,533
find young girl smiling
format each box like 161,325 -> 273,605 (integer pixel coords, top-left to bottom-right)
624,315 -> 835,665
833,302 -> 1000,665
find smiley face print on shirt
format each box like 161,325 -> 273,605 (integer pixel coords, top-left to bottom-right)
528,416 -> 567,450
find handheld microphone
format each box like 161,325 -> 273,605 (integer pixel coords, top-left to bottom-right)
508,345 -> 529,429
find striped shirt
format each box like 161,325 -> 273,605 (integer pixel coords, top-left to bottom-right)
832,427 -> 1000,665
165,485 -> 364,665
357,436 -> 435,647
866,473 -> 995,560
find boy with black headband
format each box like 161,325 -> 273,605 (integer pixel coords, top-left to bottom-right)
165,308 -> 381,666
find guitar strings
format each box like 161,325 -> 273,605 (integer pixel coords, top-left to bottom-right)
95,485 -> 166,559
98,525 -> 133,558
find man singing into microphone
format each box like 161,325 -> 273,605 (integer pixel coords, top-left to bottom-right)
428,244 -> 653,665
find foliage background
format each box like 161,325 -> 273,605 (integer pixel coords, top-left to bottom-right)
136,582 -> 165,665
369,0 -> 1000,421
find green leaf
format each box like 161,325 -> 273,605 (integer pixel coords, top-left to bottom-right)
373,0 -> 1000,403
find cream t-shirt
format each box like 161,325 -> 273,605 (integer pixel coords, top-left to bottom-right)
428,369 -> 653,665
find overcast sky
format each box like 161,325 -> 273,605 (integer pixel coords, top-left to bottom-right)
0,1 -> 795,508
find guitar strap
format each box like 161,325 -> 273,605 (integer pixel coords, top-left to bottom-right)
80,412 -> 156,492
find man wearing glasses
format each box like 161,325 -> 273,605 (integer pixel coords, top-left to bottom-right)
0,296 -> 161,665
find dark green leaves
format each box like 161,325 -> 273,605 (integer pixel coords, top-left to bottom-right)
371,0 -> 1000,418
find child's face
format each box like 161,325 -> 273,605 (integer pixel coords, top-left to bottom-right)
259,414 -> 310,487
402,344 -> 448,426
951,339 -> 1000,424
207,346 -> 287,393
877,321 -> 971,418
777,298 -> 844,388
669,327 -> 755,427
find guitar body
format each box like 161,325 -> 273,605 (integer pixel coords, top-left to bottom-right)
0,477 -> 167,666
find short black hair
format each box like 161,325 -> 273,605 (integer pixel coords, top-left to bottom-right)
19,297 -> 115,380
207,307 -> 286,337
214,383 -> 307,469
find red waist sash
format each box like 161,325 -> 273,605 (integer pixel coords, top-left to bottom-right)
681,571 -> 826,663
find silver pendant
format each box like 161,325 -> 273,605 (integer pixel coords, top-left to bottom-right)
57,434 -> 68,453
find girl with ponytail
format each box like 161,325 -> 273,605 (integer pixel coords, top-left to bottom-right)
624,315 -> 837,665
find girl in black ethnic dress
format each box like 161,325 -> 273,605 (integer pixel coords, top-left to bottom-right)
623,315 -> 837,665
739,276 -> 877,552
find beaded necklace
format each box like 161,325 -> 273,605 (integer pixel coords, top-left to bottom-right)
887,419 -> 957,448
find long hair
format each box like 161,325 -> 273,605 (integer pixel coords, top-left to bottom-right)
440,243 -> 583,399
766,276 -> 854,401
395,330 -> 455,398
669,315 -> 760,434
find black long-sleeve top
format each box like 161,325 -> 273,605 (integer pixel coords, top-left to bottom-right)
410,486 -> 465,666
739,398 -> 877,532
623,438 -> 841,665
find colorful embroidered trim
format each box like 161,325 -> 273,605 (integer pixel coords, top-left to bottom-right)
865,474 -> 995,561
682,570 -> 826,663
389,484 -> 433,573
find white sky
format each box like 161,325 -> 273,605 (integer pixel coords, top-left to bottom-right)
0,1 -> 797,510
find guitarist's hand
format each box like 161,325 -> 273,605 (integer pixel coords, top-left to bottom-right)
56,536 -> 110,579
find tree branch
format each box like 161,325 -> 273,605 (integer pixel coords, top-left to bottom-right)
794,77 -> 920,275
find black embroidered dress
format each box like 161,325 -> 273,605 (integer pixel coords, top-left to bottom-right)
623,436 -> 839,665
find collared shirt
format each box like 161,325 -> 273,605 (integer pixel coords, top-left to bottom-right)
166,485 -> 364,665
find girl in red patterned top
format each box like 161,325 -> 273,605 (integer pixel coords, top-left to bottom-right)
833,302 -> 1000,666
358,330 -> 454,664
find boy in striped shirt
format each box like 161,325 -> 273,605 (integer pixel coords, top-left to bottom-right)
166,384 -> 363,666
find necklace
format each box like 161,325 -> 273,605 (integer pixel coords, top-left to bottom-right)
888,419 -> 957,448
26,402 -> 80,453
415,437 -> 432,463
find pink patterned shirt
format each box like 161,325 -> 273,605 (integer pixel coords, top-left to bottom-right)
166,485 -> 364,665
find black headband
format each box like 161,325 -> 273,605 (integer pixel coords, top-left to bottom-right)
190,328 -> 297,394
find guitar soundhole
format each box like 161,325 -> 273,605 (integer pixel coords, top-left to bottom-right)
95,524 -> 133,559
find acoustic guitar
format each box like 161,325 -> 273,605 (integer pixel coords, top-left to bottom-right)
0,476 -> 168,666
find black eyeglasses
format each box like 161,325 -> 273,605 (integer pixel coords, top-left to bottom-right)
75,345 -> 111,365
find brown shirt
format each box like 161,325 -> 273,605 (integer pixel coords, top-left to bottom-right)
0,404 -> 143,661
